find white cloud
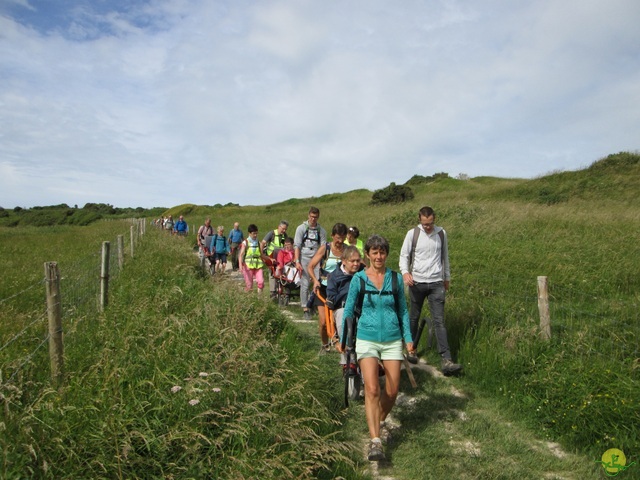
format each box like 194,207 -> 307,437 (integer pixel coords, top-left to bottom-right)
0,0 -> 638,208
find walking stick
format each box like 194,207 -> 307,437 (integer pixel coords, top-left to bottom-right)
314,289 -> 336,341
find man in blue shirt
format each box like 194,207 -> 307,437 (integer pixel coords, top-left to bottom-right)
227,222 -> 244,271
173,215 -> 188,236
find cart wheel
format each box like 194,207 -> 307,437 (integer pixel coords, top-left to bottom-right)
347,373 -> 361,401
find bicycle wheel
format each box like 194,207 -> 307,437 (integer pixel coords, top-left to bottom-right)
347,373 -> 361,401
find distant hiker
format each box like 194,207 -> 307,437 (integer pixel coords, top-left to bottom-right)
173,215 -> 188,236
227,222 -> 244,271
238,224 -> 264,292
260,220 -> 289,299
293,207 -> 327,320
399,206 -> 462,376
163,215 -> 174,232
307,223 -> 348,353
197,218 -> 214,262
210,226 -> 230,273
341,235 -> 413,462
345,226 -> 365,258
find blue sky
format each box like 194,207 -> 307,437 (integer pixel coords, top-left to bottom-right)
1,0 -> 639,208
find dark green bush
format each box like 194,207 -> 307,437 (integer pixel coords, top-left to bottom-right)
371,182 -> 414,205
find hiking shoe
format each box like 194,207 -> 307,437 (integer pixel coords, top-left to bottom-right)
441,359 -> 463,376
367,439 -> 385,461
379,422 -> 393,444
406,351 -> 419,364
303,310 -> 311,320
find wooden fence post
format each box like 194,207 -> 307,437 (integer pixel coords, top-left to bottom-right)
130,225 -> 135,258
44,262 -> 64,387
100,241 -> 110,312
117,234 -> 124,270
537,276 -> 551,340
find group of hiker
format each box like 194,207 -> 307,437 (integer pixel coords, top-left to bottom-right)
153,215 -> 189,235
184,205 -> 461,462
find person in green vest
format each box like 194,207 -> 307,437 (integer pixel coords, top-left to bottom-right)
238,224 -> 265,292
260,220 -> 289,299
345,226 -> 365,258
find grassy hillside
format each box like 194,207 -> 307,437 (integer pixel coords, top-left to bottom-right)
484,151 -> 640,205
1,151 -> 638,477
174,151 -> 639,458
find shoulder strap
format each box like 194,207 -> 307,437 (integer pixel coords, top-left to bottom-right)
408,226 -> 421,271
391,270 -> 399,312
438,229 -> 445,268
390,270 -> 407,339
323,242 -> 332,262
355,277 -> 367,318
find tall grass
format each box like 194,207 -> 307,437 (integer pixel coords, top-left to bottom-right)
2,152 -> 639,475
1,229 -> 369,478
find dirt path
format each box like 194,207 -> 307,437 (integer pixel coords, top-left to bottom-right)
221,265 -> 598,479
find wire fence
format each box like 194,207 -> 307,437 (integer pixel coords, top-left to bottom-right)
1,219 -> 637,389
0,218 -> 145,387
449,273 -> 639,367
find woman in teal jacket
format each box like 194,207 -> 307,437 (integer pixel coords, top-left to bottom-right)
341,234 -> 414,462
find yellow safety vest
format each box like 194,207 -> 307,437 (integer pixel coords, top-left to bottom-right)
244,238 -> 264,269
345,238 -> 364,257
265,229 -> 285,256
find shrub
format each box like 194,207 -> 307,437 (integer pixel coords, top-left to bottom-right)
371,182 -> 414,205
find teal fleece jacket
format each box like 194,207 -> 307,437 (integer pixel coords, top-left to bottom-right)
342,268 -> 412,344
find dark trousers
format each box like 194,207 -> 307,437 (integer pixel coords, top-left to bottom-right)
230,242 -> 240,270
408,281 -> 452,361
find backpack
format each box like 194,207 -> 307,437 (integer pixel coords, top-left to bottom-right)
301,225 -> 321,248
210,234 -> 228,254
198,225 -> 214,245
408,226 -> 445,275
343,271 -> 403,350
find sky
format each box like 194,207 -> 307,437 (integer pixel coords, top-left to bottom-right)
1,0 -> 639,209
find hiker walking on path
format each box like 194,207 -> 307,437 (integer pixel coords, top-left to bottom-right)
211,226 -> 230,274
345,226 -> 365,258
327,245 -> 363,368
238,224 -> 264,292
399,206 -> 462,376
307,223 -> 348,353
293,207 -> 327,320
341,235 -> 414,462
173,215 -> 188,236
261,220 -> 289,300
228,222 -> 244,271
196,218 -> 214,265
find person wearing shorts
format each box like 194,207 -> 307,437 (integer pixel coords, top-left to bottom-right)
341,234 -> 414,462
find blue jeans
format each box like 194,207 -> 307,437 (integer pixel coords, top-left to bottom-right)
408,281 -> 452,361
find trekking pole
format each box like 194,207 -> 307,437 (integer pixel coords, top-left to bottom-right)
315,289 -> 336,341
401,342 -> 418,388
414,317 -> 428,349
342,316 -> 355,407
426,316 -> 434,349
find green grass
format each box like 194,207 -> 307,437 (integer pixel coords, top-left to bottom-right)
1,151 -> 639,478
1,229 -> 370,478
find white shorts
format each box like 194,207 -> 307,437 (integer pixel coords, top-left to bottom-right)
355,338 -> 404,361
